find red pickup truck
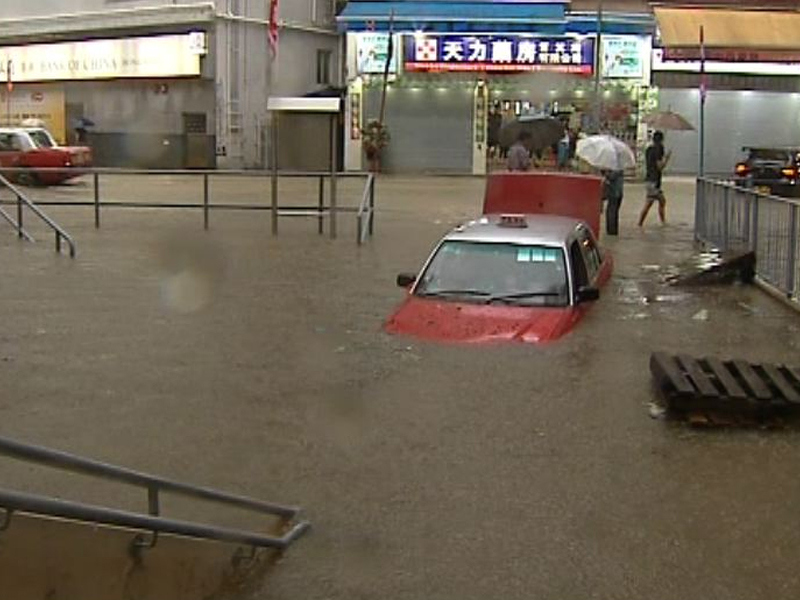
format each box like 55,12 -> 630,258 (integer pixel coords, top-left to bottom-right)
0,127 -> 92,186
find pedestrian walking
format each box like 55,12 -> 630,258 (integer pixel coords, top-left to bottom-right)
602,169 -> 624,236
507,130 -> 532,172
638,130 -> 671,227
72,116 -> 94,145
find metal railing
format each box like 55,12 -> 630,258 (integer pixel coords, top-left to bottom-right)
0,168 -> 375,245
0,435 -> 310,553
0,174 -> 76,257
696,178 -> 800,304
356,173 -> 375,245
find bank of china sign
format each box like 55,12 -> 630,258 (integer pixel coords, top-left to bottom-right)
404,35 -> 595,74
0,33 -> 206,82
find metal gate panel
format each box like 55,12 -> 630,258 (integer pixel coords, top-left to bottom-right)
364,87 -> 473,173
656,89 -> 800,176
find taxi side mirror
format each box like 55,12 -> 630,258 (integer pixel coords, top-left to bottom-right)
397,273 -> 417,288
576,286 -> 600,303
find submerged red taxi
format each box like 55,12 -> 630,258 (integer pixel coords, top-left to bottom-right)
385,213 -> 613,344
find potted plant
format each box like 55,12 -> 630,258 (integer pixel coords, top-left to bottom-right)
362,119 -> 390,173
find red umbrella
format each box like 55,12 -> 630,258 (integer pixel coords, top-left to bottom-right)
643,110 -> 695,131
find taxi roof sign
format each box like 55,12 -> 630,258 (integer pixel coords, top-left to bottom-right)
498,214 -> 527,228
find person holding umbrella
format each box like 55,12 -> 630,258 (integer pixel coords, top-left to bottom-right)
499,114 -> 564,166
602,168 -> 624,236
575,133 -> 636,235
638,130 -> 672,227
73,116 -> 95,144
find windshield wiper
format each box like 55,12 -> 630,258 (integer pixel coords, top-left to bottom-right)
489,291 -> 562,303
417,289 -> 492,299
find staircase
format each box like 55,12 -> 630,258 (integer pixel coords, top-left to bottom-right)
0,435 -> 309,600
0,174 -> 76,257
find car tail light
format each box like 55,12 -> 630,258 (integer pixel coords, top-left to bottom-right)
782,167 -> 797,178
735,163 -> 750,175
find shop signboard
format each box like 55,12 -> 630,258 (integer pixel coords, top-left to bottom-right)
601,35 -> 650,80
404,35 -> 595,74
0,33 -> 206,82
652,48 -> 800,75
356,33 -> 398,74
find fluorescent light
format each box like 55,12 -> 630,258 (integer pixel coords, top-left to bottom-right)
652,48 -> 800,76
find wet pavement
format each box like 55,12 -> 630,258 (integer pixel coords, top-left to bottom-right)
2,174 -> 800,600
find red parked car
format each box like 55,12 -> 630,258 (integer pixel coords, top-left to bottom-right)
0,127 -> 92,186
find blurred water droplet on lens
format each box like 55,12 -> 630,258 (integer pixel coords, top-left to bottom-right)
154,230 -> 225,313
162,269 -> 212,313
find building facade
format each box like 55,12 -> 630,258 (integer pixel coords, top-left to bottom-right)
0,0 -> 342,169
337,1 -> 800,176
338,0 -> 655,174
649,2 -> 800,175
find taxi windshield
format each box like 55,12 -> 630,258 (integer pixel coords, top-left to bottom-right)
28,129 -> 55,148
415,241 -> 569,307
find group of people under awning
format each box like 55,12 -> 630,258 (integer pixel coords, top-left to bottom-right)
500,118 -> 674,237
488,109 -> 580,172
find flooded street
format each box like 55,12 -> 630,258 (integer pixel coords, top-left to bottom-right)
2,175 -> 800,599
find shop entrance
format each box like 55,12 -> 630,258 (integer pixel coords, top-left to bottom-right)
487,93 -> 588,170
487,83 -> 643,171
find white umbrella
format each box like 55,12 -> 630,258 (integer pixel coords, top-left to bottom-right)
576,135 -> 636,171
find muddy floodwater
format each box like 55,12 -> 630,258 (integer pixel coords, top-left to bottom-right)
2,175 -> 800,599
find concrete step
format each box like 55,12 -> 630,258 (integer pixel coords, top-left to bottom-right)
0,513 -> 282,600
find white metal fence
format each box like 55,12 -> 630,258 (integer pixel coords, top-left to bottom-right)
695,178 -> 799,304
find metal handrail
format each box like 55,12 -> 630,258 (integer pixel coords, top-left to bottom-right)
0,436 -> 298,518
0,174 -> 76,257
0,434 -> 309,551
0,199 -> 363,212
0,490 -> 309,550
0,166 -> 371,178
695,177 -> 800,303
356,173 -> 376,245
0,204 -> 34,242
697,176 -> 800,206
0,168 -> 376,244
